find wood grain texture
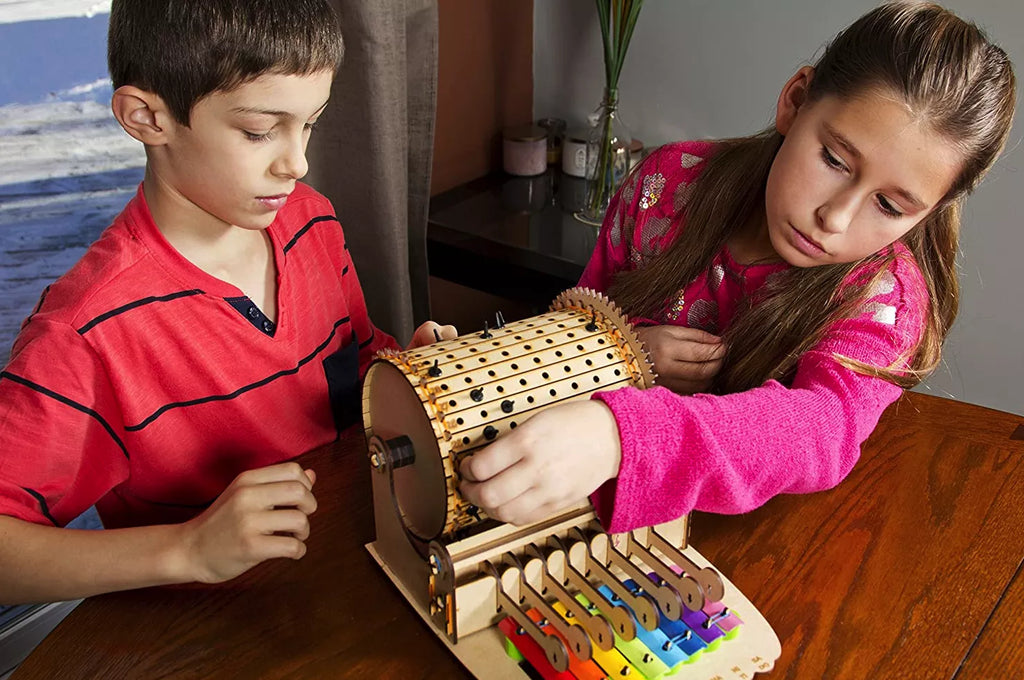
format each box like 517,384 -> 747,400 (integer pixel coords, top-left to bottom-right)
431,0 -> 533,196
690,392 -> 1024,680
13,432 -> 473,680
955,560 -> 1024,678
12,391 -> 1023,679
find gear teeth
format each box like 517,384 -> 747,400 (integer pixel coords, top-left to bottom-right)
550,287 -> 657,388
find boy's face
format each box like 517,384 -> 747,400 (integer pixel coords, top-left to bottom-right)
152,69 -> 333,232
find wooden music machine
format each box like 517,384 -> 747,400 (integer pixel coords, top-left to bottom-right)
362,288 -> 781,679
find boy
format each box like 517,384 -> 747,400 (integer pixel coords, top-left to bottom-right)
0,0 -> 452,604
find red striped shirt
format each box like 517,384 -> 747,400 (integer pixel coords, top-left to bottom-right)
0,183 -> 396,528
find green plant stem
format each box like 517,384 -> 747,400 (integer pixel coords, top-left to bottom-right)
587,0 -> 643,217
586,95 -> 617,214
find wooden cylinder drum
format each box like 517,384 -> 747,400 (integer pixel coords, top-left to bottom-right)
362,288 -> 655,542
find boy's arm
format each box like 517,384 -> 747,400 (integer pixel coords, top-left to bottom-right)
0,515 -> 189,603
0,323 -> 319,602
0,461 -> 317,604
577,152 -> 645,292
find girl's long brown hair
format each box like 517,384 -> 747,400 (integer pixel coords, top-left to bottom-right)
609,2 -> 1016,392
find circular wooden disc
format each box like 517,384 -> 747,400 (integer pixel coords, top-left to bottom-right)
363,360 -> 449,540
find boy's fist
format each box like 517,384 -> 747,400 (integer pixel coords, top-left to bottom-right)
180,462 -> 317,584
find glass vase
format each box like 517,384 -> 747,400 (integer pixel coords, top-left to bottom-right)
577,88 -> 631,226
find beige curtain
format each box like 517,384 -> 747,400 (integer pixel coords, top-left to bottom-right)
307,0 -> 438,344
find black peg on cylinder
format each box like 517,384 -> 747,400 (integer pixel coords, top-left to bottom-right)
470,387 -> 484,402
585,310 -> 599,332
495,311 -> 506,329
480,321 -> 493,339
433,328 -> 442,343
428,359 -> 442,377
500,399 -> 515,413
483,425 -> 498,440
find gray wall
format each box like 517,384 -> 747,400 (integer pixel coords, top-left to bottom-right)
535,0 -> 1023,416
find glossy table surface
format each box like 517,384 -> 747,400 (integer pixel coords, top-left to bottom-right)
427,171 -> 596,306
14,391 -> 1024,680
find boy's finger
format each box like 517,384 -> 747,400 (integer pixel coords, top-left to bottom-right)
261,480 -> 318,514
237,461 -> 314,489
251,534 -> 308,562
673,341 -> 726,364
256,509 -> 312,541
490,490 -> 562,526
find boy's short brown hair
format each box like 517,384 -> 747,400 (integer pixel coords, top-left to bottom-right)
108,0 -> 344,125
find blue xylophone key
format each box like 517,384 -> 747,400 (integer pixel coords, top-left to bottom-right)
651,611 -> 707,662
575,594 -> 672,679
641,569 -> 739,648
621,579 -> 711,660
598,582 -> 693,671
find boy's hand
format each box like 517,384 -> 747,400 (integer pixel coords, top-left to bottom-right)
180,462 -> 317,584
458,400 -> 621,526
636,326 -> 725,395
407,321 -> 458,349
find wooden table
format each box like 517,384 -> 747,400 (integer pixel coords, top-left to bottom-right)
13,392 -> 1024,679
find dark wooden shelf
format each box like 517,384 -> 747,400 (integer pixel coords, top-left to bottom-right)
427,170 -> 599,306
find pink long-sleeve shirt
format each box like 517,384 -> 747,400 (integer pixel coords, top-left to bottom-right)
583,141 -> 928,532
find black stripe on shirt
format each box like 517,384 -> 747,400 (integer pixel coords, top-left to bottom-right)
26,285 -> 51,324
0,371 -> 130,460
283,215 -> 339,254
358,329 -> 376,349
125,315 -> 353,431
77,290 -> 205,335
20,487 -> 58,526
342,265 -> 349,276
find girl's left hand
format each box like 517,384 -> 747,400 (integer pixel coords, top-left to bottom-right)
406,321 -> 458,349
636,325 -> 725,394
459,400 -> 622,525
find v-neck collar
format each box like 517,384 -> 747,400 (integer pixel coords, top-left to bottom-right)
123,184 -> 287,336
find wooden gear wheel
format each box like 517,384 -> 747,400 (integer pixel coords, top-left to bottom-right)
362,287 -> 656,543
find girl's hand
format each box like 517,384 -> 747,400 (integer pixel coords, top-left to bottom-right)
459,400 -> 622,526
407,321 -> 458,349
636,326 -> 725,394
180,462 -> 318,584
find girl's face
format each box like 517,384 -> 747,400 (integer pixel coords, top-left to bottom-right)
764,68 -> 963,267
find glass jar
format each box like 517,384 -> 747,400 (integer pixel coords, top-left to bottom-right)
578,88 -> 631,225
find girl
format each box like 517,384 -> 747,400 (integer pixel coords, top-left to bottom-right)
458,3 -> 1016,532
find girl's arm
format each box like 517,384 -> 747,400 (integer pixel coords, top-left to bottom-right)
460,254 -> 927,532
592,351 -> 901,531
592,255 -> 928,532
